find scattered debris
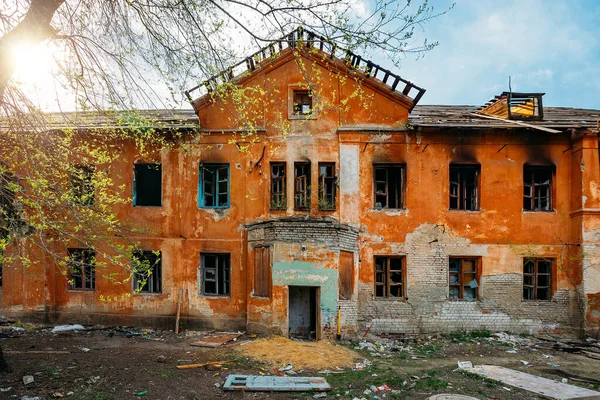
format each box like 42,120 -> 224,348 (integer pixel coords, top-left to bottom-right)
86,376 -> 101,384
313,393 -> 327,398
21,396 -> 42,400
519,360 -> 529,365
461,364 -> 600,399
551,370 -> 600,385
223,375 -> 331,392
490,332 -> 530,346
51,324 -> 85,333
176,361 -> 232,370
134,390 -> 148,396
156,355 -> 166,363
5,350 -> 71,355
0,386 -> 12,392
457,361 -> 473,369
22,375 -> 34,385
189,332 -> 243,348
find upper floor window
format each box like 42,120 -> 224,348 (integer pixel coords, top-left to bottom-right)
201,253 -> 230,296
373,164 -> 404,209
318,163 -> 336,211
71,165 -> 94,206
523,258 -> 552,301
199,164 -> 230,208
524,165 -> 553,211
133,163 -> 161,207
68,248 -> 95,291
374,256 -> 405,298
133,250 -> 162,294
449,257 -> 479,301
294,162 -> 311,210
449,164 -> 480,211
293,90 -> 312,115
270,162 -> 286,210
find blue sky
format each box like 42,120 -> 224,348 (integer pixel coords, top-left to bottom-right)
393,0 -> 600,108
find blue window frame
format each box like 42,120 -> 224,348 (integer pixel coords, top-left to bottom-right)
199,164 -> 230,208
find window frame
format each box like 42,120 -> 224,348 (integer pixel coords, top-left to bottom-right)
201,253 -> 231,297
523,165 -> 554,212
374,256 -> 406,299
373,164 -> 405,209
448,257 -> 481,301
132,250 -> 162,294
294,162 -> 311,210
132,163 -> 162,207
198,163 -> 230,209
270,162 -> 286,210
287,85 -> 317,120
71,165 -> 95,206
318,162 -> 336,211
253,246 -> 271,298
67,248 -> 96,291
449,164 -> 480,211
523,258 -> 554,301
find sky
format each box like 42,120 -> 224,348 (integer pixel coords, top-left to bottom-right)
393,0 -> 600,108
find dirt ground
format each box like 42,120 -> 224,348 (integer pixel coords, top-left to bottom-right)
0,325 -> 599,400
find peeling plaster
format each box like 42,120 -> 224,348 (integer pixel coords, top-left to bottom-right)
202,208 -> 230,222
370,133 -> 392,143
416,132 -> 423,145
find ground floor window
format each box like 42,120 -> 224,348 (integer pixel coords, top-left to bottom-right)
374,256 -> 405,298
523,258 -> 552,301
449,257 -> 479,301
202,253 -> 230,296
68,248 -> 95,291
133,250 -> 162,293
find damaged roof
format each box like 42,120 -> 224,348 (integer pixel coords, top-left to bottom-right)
409,105 -> 600,130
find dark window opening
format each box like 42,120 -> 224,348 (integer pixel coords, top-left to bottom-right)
374,164 -> 404,209
199,164 -> 229,208
270,163 -> 286,210
253,247 -> 271,298
294,162 -> 311,210
71,165 -> 95,206
202,253 -> 230,296
293,90 -> 312,115
523,258 -> 552,301
449,257 -> 479,301
133,164 -> 161,206
449,165 -> 480,211
524,166 -> 553,211
68,248 -> 95,291
374,256 -> 404,298
133,250 -> 162,293
318,163 -> 336,210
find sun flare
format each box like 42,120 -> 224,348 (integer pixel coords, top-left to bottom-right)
9,41 -> 56,85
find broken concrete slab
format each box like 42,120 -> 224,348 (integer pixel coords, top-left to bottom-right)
427,395 -> 480,400
463,365 -> 600,400
189,332 -> 242,348
223,375 -> 331,392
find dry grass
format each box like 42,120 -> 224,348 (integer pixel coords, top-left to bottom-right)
235,336 -> 359,370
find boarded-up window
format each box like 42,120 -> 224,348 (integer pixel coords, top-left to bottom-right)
253,246 -> 271,298
339,251 -> 354,300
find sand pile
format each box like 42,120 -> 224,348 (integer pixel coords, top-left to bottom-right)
236,336 -> 359,370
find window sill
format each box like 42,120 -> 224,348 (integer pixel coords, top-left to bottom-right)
67,289 -> 96,293
369,208 -> 407,214
521,299 -> 552,303
522,209 -> 557,214
199,206 -> 230,210
288,113 -> 317,121
448,298 -> 478,302
133,205 -> 163,208
134,292 -> 163,296
447,209 -> 482,213
318,208 -> 336,212
372,297 -> 407,302
202,294 -> 231,298
250,294 -> 271,300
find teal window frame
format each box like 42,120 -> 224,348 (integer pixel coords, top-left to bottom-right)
198,163 -> 230,208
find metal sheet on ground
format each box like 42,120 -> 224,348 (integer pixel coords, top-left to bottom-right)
223,375 -> 331,392
464,365 -> 600,400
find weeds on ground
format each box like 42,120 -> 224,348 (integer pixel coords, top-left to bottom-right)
444,330 -> 493,343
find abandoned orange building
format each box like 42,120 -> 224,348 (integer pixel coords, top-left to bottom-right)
1,28 -> 600,338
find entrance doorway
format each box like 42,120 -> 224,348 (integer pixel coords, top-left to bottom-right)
288,286 -> 318,340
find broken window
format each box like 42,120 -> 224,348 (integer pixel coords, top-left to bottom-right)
449,165 -> 480,211
523,258 -> 552,301
253,247 -> 271,298
524,166 -> 553,211
339,250 -> 354,300
71,165 -> 95,206
270,163 -> 286,210
373,164 -> 404,209
202,253 -> 230,296
374,256 -> 404,298
199,164 -> 230,208
318,163 -> 336,210
293,90 -> 312,115
449,258 -> 479,301
294,162 -> 311,210
133,163 -> 161,206
133,250 -> 162,293
68,248 -> 95,291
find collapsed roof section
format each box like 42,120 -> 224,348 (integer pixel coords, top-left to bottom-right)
185,26 -> 426,112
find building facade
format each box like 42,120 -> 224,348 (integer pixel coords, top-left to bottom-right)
1,29 -> 600,338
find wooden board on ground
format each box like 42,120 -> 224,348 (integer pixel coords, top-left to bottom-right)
463,365 -> 600,400
190,332 -> 242,348
223,375 -> 331,392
